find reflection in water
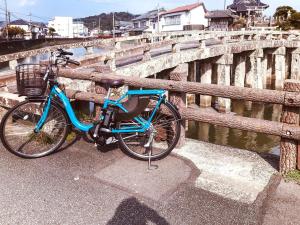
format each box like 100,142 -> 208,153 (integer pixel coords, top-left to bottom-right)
0,47 -> 106,72
186,100 -> 281,153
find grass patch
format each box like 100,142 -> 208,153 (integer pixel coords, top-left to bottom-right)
29,132 -> 55,145
74,110 -> 92,123
285,170 -> 300,184
66,131 -> 77,143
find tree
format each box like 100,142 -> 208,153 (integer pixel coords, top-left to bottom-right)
232,18 -> 247,30
1,26 -> 25,39
274,6 -> 300,30
48,27 -> 56,38
274,6 -> 296,22
290,12 -> 300,29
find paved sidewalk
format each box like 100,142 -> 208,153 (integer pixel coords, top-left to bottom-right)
0,139 -> 269,225
262,180 -> 300,225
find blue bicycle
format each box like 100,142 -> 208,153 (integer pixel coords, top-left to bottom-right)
0,49 -> 181,160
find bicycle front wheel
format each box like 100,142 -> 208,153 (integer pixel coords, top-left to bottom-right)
117,97 -> 181,160
0,100 -> 69,158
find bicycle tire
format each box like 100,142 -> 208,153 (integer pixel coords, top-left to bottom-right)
116,96 -> 181,161
0,99 -> 70,158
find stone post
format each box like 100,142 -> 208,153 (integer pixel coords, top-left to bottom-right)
291,48 -> 300,80
247,49 -> 264,89
169,63 -> 188,147
261,54 -> 268,89
104,52 -> 116,71
274,47 -> 286,90
114,41 -> 122,50
85,46 -> 94,55
199,61 -> 212,107
245,56 -> 254,88
234,54 -> 246,87
142,45 -> 151,61
9,60 -> 18,70
215,54 -> 233,113
280,80 -> 300,174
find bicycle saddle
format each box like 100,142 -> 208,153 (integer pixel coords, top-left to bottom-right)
99,79 -> 124,88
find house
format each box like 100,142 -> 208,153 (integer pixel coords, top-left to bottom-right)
90,28 -> 101,37
9,19 -> 30,32
73,20 -> 88,37
115,21 -> 133,33
159,2 -> 208,32
131,9 -> 164,35
48,17 -> 73,38
206,10 -> 237,31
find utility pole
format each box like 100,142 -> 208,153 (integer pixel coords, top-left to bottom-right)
224,0 -> 227,10
4,0 -> 9,41
157,3 -> 160,33
112,12 -> 115,39
98,17 -> 101,34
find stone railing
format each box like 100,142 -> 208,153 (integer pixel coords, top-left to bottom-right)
1,30 -> 299,67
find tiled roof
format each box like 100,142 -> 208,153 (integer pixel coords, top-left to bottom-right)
160,2 -> 207,16
228,0 -> 269,12
206,10 -> 237,19
133,9 -> 165,21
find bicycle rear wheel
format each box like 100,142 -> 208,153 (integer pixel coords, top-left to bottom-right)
0,99 -> 69,158
116,97 -> 181,160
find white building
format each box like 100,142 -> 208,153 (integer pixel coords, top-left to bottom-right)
73,20 -> 88,37
48,17 -> 73,38
159,2 -> 208,32
131,9 -> 164,34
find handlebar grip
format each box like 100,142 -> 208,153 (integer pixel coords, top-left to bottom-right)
57,48 -> 73,56
68,59 -> 80,66
62,51 -> 73,56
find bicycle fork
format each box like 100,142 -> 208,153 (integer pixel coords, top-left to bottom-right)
34,96 -> 52,133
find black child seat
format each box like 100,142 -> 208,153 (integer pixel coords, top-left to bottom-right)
114,96 -> 150,122
99,79 -> 125,88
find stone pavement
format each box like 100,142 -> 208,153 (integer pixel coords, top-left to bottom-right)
0,138 -> 269,225
262,180 -> 300,225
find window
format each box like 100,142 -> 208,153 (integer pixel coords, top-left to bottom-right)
165,15 -> 181,25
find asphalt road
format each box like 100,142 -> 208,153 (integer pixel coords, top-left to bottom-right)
0,135 -> 265,225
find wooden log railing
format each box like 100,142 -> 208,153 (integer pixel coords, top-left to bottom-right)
58,68 -> 300,173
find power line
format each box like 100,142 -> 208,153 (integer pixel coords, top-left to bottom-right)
0,6 -> 52,22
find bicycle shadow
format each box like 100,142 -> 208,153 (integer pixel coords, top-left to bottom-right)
106,197 -> 170,225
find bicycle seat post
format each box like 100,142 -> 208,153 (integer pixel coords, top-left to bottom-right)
105,87 -> 112,99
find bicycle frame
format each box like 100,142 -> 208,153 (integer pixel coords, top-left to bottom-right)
34,85 -> 166,134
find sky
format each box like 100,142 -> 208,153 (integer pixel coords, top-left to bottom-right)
1,0 -> 300,22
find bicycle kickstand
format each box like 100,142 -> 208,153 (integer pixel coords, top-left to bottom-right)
147,143 -> 158,170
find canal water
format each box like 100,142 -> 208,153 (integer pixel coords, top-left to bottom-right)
186,100 -> 281,153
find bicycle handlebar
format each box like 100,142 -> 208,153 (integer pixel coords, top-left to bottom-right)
57,48 -> 73,56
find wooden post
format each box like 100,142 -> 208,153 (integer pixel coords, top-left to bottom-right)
169,63 -> 188,148
280,79 -> 300,174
